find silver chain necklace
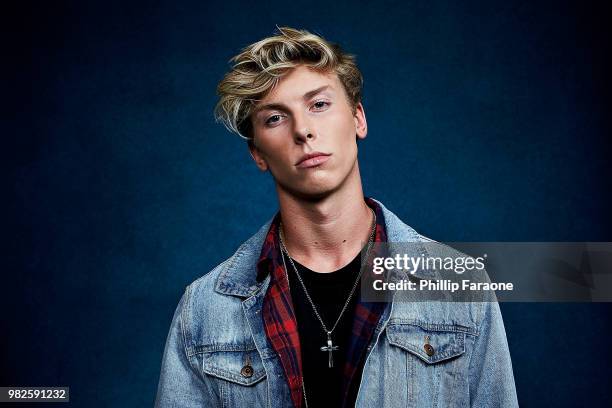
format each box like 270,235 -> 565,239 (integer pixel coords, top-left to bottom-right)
278,207 -> 376,370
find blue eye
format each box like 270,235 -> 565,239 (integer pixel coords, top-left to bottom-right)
312,101 -> 330,110
265,114 -> 282,125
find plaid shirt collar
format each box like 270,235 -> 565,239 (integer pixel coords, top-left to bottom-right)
256,197 -> 388,408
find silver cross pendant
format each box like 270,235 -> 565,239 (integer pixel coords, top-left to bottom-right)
320,331 -> 339,368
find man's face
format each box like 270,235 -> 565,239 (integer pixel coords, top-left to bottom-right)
249,65 -> 367,199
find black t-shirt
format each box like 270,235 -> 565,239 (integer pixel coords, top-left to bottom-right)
284,250 -> 362,408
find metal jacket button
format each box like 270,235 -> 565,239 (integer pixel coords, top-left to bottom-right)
241,365 -> 254,378
424,343 -> 435,356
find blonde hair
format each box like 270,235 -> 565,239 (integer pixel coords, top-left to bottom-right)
214,27 -> 363,140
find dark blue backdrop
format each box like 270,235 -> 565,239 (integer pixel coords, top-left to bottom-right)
4,0 -> 611,406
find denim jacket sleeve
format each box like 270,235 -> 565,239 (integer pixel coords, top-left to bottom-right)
155,289 -> 211,407
469,299 -> 519,407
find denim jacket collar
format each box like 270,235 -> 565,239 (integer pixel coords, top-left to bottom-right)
213,223 -> 271,298
214,198 -> 435,299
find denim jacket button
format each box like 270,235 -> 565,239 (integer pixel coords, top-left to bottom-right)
424,343 -> 435,356
240,365 -> 254,378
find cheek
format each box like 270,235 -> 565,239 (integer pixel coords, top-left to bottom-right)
260,141 -> 295,173
336,111 -> 357,138
256,136 -> 285,160
330,113 -> 358,143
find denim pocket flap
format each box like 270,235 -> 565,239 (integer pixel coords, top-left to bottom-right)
386,323 -> 466,364
202,346 -> 266,386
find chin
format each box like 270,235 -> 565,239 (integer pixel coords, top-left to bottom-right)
280,178 -> 341,202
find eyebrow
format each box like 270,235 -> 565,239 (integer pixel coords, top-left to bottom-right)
253,85 -> 332,115
303,85 -> 331,101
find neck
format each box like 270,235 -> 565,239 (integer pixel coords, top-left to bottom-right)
276,165 -> 373,273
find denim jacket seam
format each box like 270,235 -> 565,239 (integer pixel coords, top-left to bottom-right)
181,285 -> 194,357
178,284 -> 215,396
386,319 -> 478,336
218,248 -> 245,284
193,344 -> 259,354
466,300 -> 488,394
447,347 -> 462,408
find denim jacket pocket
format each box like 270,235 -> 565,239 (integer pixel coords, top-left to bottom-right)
386,323 -> 466,364
201,345 -> 267,386
381,323 -> 470,407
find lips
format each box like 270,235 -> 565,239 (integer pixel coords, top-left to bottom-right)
295,152 -> 332,168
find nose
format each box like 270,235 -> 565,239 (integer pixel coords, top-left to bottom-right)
293,114 -> 316,144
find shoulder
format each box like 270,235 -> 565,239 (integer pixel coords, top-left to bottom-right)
175,219 -> 273,345
185,257 -> 232,307
183,217 -> 272,304
376,200 -> 495,332
175,259 -> 236,342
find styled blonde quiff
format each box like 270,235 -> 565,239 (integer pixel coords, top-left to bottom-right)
214,27 -> 363,140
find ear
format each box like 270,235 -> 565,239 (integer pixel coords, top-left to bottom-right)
248,140 -> 269,172
353,102 -> 368,140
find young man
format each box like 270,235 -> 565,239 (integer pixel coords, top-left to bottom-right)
155,27 -> 518,407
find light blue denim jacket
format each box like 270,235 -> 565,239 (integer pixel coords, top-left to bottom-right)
155,200 -> 519,407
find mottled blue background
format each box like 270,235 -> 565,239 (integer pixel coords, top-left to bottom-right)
4,0 -> 611,406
